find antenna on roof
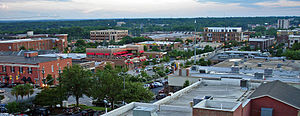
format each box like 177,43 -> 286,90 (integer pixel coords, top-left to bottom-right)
194,19 -> 197,65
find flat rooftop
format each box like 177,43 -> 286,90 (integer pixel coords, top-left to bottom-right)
138,41 -> 179,45
0,38 -> 58,43
39,53 -> 86,60
0,55 -> 61,64
214,58 -> 300,71
194,100 -> 242,112
162,83 -> 246,106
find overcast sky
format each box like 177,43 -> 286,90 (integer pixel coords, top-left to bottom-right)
0,0 -> 299,20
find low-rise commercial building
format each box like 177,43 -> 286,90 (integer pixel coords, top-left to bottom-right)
136,41 -> 181,51
0,31 -> 68,52
203,27 -> 242,42
276,29 -> 300,44
249,37 -> 275,50
0,51 -> 72,86
90,29 -> 128,42
86,45 -> 146,70
288,35 -> 300,48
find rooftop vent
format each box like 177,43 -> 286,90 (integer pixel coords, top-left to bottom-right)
231,66 -> 239,73
264,68 -> 273,78
133,106 -> 157,116
257,63 -> 262,67
254,73 -> 264,79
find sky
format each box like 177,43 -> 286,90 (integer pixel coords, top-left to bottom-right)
0,0 -> 299,20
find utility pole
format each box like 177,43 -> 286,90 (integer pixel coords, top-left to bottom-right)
194,19 -> 197,65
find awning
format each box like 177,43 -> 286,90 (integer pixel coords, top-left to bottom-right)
139,50 -> 144,53
104,53 -> 110,56
86,53 -> 95,55
96,53 -> 104,55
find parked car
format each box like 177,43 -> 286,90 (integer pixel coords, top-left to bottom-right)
0,90 -> 5,94
153,82 -> 163,87
156,93 -> 167,100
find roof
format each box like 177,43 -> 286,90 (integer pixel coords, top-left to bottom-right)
138,41 -> 179,45
249,38 -> 275,42
38,53 -> 86,60
0,38 -> 58,43
249,80 -> 300,109
0,56 -> 60,64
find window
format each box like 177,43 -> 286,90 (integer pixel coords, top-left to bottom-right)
11,66 -> 14,73
20,67 -> 23,73
261,108 -> 272,116
28,67 -> 32,74
51,65 -> 54,72
2,66 -> 6,72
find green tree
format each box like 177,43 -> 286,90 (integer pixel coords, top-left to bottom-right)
19,46 -> 26,50
152,46 -> 160,51
0,95 -> 4,104
183,80 -> 190,88
144,45 -> 148,51
24,83 -> 34,99
46,74 -> 54,86
6,102 -> 21,113
34,87 -> 68,107
61,65 -> 92,106
292,43 -> 300,51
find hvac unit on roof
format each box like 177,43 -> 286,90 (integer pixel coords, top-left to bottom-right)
133,106 -> 158,116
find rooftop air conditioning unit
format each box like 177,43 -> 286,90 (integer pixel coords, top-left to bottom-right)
133,106 -> 158,116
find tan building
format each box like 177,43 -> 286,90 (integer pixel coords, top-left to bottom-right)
90,29 -> 128,42
203,27 -> 242,42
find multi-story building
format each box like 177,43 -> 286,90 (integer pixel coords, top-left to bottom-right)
277,19 -> 290,29
288,35 -> 300,48
136,41 -> 181,51
203,27 -> 242,42
0,51 -> 72,86
86,45 -> 146,70
90,29 -> 128,42
0,31 -> 68,52
249,37 -> 275,50
277,29 -> 300,44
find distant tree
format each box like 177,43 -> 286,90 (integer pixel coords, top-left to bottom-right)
152,46 -> 160,51
75,39 -> 86,47
24,83 -> 34,99
292,43 -> 300,51
183,80 -> 190,88
6,102 -> 21,113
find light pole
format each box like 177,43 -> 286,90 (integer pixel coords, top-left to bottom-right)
194,19 -> 197,65
42,67 -> 45,87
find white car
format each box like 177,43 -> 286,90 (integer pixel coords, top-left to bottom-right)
153,82 -> 163,87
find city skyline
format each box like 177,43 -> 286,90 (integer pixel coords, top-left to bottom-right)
0,0 -> 299,20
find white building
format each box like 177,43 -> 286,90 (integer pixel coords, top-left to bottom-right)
277,19 -> 290,29
288,35 -> 300,48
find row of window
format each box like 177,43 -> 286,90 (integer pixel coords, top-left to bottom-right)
1,66 -> 32,74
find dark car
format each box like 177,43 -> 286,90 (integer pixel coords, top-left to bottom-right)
156,93 -> 167,100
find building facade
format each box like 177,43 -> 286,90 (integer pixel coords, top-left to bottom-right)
0,31 -> 68,52
90,29 -> 128,42
276,29 -> 299,44
249,37 -> 275,50
203,27 -> 242,42
288,35 -> 300,48
0,52 -> 72,86
136,41 -> 181,51
86,45 -> 146,70
277,19 -> 290,29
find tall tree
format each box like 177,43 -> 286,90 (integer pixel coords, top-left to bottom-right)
61,65 -> 92,106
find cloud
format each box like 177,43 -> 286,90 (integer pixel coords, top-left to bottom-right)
254,0 -> 300,7
0,0 -> 299,20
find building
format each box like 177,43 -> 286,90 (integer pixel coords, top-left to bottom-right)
0,31 -> 68,52
288,35 -> 300,48
136,41 -> 181,51
276,29 -> 300,44
142,31 -> 199,42
249,37 -> 275,50
277,19 -> 290,29
203,27 -> 242,42
249,80 -> 300,116
85,45 -> 146,70
0,51 -> 72,86
90,29 -> 128,42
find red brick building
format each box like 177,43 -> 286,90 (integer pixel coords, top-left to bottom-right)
86,45 -> 147,70
249,37 -> 275,50
0,31 -> 68,52
248,80 -> 300,116
193,80 -> 300,116
203,27 -> 243,42
0,51 -> 72,86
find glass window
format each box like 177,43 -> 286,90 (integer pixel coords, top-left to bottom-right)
51,65 -> 54,72
11,66 -> 14,73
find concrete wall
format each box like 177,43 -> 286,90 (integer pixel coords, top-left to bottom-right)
102,102 -> 135,116
154,81 -> 202,105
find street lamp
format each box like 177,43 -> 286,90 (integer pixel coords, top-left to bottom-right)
42,67 -> 46,87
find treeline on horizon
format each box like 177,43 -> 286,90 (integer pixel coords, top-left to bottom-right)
0,16 -> 299,40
